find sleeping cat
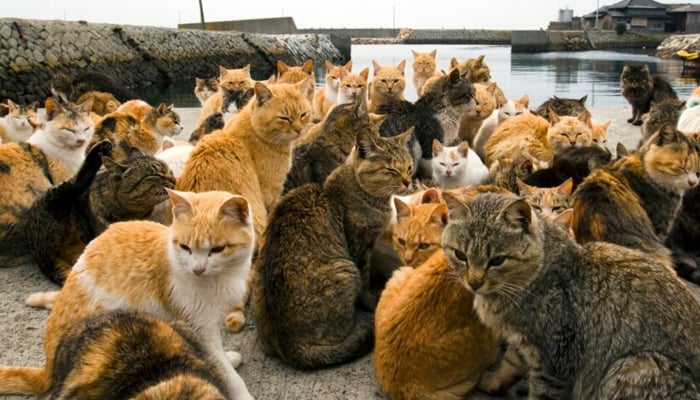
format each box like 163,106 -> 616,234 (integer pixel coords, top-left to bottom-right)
411,49 -> 440,97
337,67 -> 370,106
442,192 -> 700,399
473,94 -> 530,160
312,60 -> 352,122
197,65 -> 254,127
431,139 -> 489,189
620,64 -> 678,126
517,177 -> 573,218
47,309 -> 230,399
0,100 -> 40,143
3,189 -> 256,400
534,95 -> 588,120
251,128 -> 413,370
368,59 -> 407,113
194,76 -> 219,106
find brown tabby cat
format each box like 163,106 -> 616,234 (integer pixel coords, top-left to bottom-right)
312,60 -> 352,122
411,49 -> 440,97
620,64 -> 678,126
197,65 -> 254,126
458,82 -> 499,144
337,67 -> 370,106
641,98 -> 685,142
251,128 -> 413,369
0,100 -> 40,143
442,192 -> 700,399
450,55 -> 491,83
534,95 -> 589,120
74,90 -> 120,116
0,190 -> 256,399
368,59 -> 407,113
46,309 -> 229,400
517,177 -> 573,218
277,59 -> 316,102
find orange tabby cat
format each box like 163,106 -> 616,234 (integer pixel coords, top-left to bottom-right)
458,82 -> 499,145
0,190 -> 255,399
391,193 -> 448,267
116,100 -> 183,150
277,59 -> 315,102
197,65 -> 254,126
473,94 -> 531,160
337,67 -> 370,106
312,60 -> 352,122
368,59 -> 407,113
592,120 -> 612,149
411,49 -> 441,97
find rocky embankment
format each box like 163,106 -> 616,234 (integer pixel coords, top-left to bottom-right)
655,33 -> 700,58
0,18 -> 345,104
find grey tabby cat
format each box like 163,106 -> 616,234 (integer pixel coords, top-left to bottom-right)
442,192 -> 700,399
251,128 -> 414,369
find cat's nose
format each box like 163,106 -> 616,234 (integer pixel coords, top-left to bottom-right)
689,176 -> 698,188
193,266 -> 206,276
467,275 -> 484,291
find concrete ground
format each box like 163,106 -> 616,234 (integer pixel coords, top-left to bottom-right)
0,106 -> 699,399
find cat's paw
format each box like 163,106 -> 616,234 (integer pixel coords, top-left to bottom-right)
25,290 -> 59,309
225,307 -> 246,332
632,119 -> 643,126
89,140 -> 114,158
226,351 -> 242,368
627,117 -> 635,123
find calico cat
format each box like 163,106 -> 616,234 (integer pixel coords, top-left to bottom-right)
337,67 -> 370,105
197,65 -> 254,127
534,95 -> 588,120
92,112 -> 159,160
572,124 -> 699,268
194,76 -> 219,106
368,59 -> 407,113
0,100 -> 40,143
517,177 -> 573,218
642,98 -> 685,142
251,128 -> 414,369
411,49 -> 440,97
442,192 -> 700,399
458,82 -> 499,145
473,94 -> 530,160
449,55 -> 491,83
189,112 -> 224,144
312,60 -> 352,122
74,90 -> 120,116
117,101 -> 184,149
620,64 -> 678,125
678,86 -> 700,132
2,189 -> 256,399
47,309 -> 229,400
378,68 -> 476,178
276,59 -> 316,102
431,139 -> 489,189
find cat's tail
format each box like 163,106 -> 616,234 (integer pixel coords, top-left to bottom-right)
282,310 -> 374,370
0,366 -> 50,395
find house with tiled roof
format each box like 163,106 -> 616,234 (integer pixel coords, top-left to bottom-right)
667,3 -> 700,32
582,0 -> 670,31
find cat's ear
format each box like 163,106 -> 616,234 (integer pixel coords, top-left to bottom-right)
302,59 -> 314,74
394,127 -> 414,147
220,195 -> 251,225
557,177 -> 574,196
359,67 -> 370,82
578,110 -> 592,127
351,96 -> 367,117
393,197 -> 411,220
161,139 -> 175,151
45,97 -> 65,121
218,65 -> 227,76
519,94 -> 530,108
276,60 -> 289,74
432,139 -> 443,157
167,189 -> 193,218
553,208 -> 574,233
487,82 -> 498,94
431,203 -> 449,226
599,120 -> 612,131
449,57 -> 459,70
616,142 -> 629,157
101,156 -> 128,175
497,95 -> 507,107
429,49 -> 437,58
443,192 -> 472,221
579,95 -> 588,105
6,99 -> 18,110
421,188 -> 442,204
411,50 -> 419,57
242,64 -> 251,74
396,59 -> 406,75
344,60 -> 353,72
516,178 -> 535,196
448,67 -> 462,85
324,60 -> 333,72
499,198 -> 533,232
655,123 -> 682,146
457,141 -> 469,158
368,113 -> 386,126
295,78 -> 313,98
356,129 -> 380,159
254,82 -> 273,106
475,55 -> 486,65
548,108 -> 561,125
371,60 -> 381,75
156,103 -> 168,115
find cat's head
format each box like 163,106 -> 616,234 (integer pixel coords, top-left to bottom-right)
432,139 -> 470,180
465,82 -> 498,118
195,77 -> 218,93
1,99 -> 39,131
620,64 -> 652,87
43,97 -> 95,149
144,103 -> 183,137
546,109 -> 593,153
339,68 -> 370,104
498,94 -> 530,122
167,189 -> 255,278
371,60 -> 407,98
351,127 -> 414,198
449,55 -> 491,83
277,59 -> 315,101
516,177 -> 573,218
324,60 -> 352,90
101,154 -> 176,213
221,87 -> 254,120
411,49 -> 437,75
641,123 -> 700,193
392,188 -> 447,267
323,99 -> 372,135
250,80 -> 313,145
442,192 -> 544,298
218,64 -> 253,91
422,68 -> 476,112
591,120 -> 611,148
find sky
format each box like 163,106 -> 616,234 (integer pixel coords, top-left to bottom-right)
3,1 -> 603,31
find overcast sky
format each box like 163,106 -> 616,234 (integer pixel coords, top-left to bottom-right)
4,1 -> 605,30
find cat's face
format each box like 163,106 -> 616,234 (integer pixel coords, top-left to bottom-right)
591,120 -> 611,148
466,55 -> 491,83
324,60 -> 352,90
643,124 -> 700,193
323,100 -> 371,134
44,97 -> 95,149
148,104 -> 183,137
432,140 -> 469,180
517,178 -> 573,218
371,60 -> 407,98
546,110 -> 593,153
104,155 -> 176,213
442,193 -> 543,299
168,190 -> 255,278
498,95 -> 530,122
465,83 -> 498,119
392,199 -> 447,267
221,88 -> 254,121
425,68 -> 476,112
3,100 -> 38,131
412,49 -> 437,75
250,81 -> 312,145
219,65 -> 253,91
194,77 -> 218,103
339,68 -> 369,103
620,64 -> 652,88
353,129 -> 414,198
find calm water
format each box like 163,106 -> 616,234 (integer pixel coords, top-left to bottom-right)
146,44 -> 700,108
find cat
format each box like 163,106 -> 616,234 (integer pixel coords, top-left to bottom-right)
156,140 -> 195,177
197,65 -> 254,127
50,71 -> 138,103
368,59 -> 407,113
533,95 -> 589,120
441,191 -> 700,399
411,48 -> 440,97
0,99 -> 40,143
378,67 -> 476,179
449,54 -> 491,83
591,119 -> 611,149
431,139 -> 489,189
572,124 -> 699,278
517,177 -> 574,218
116,100 -> 184,149
74,90 -> 120,116
642,98 -> 685,142
312,60 -> 352,122
337,67 -> 370,106
390,189 -> 446,267
473,94 -> 531,160
284,100 -> 377,192
678,86 -> 700,133
2,189 -> 256,399
250,128 -> 414,370
523,145 -> 612,189
216,87 -> 255,126
489,154 -> 541,193
620,64 -> 678,126
458,82 -> 499,145
194,76 -> 219,106
276,59 -> 315,102
189,112 -> 224,144
46,309 -> 230,399
92,111 -> 159,160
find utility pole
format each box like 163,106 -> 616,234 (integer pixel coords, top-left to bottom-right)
393,4 -> 396,29
595,0 -> 599,29
199,0 -> 206,30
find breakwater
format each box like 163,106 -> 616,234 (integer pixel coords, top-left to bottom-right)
0,18 -> 346,104
299,28 -> 511,45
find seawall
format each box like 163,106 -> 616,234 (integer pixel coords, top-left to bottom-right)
0,18 -> 346,104
511,30 -> 664,52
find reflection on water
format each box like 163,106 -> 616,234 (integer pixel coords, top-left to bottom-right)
143,44 -> 699,109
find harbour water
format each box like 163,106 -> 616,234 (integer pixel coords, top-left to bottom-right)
144,44 -> 700,108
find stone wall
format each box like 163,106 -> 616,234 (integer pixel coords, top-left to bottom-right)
0,18 -> 346,104
655,33 -> 700,58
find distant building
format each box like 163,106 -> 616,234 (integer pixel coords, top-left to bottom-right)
582,0 -> 670,32
548,7 -> 583,30
178,17 -> 298,34
667,3 -> 700,32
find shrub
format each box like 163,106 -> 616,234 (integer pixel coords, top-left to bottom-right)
615,22 -> 627,35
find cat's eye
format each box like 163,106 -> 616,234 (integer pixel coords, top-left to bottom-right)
489,256 -> 506,267
300,112 -> 308,119
452,163 -> 460,167
454,250 -> 468,262
532,205 -> 542,211
83,126 -> 90,132
418,243 -> 431,250
439,162 -> 446,167
63,128 -> 76,134
179,244 -> 192,254
209,246 -> 225,255
279,116 -> 292,122
386,168 -> 400,175
397,238 -> 406,247
552,206 -> 566,212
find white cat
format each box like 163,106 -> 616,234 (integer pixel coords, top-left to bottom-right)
156,139 -> 195,178
678,87 -> 700,133
431,139 -> 489,189
0,100 -> 39,143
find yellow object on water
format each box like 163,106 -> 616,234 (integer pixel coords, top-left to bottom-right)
677,50 -> 700,60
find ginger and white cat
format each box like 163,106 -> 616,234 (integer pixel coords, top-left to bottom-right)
517,177 -> 574,219
312,60 -> 352,122
117,100 -> 184,150
0,100 -> 40,143
473,94 -> 530,160
337,67 -> 370,106
411,49 -> 441,97
678,86 -> 700,132
197,65 -> 254,126
0,190 -> 255,399
368,59 -> 407,113
432,139 -> 489,189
